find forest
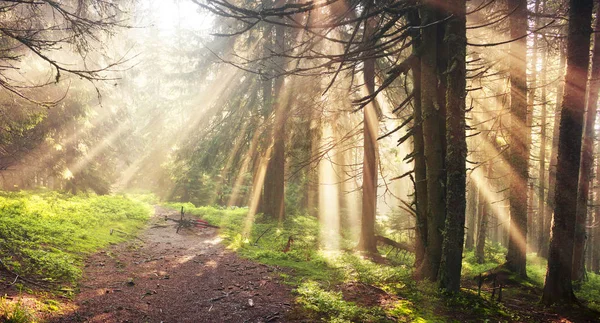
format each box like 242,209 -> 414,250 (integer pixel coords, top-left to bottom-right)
0,0 -> 599,322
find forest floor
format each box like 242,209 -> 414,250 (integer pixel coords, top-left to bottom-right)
1,202 -> 600,322
9,206 -> 297,323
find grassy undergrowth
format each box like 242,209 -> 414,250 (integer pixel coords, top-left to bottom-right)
0,191 -> 151,287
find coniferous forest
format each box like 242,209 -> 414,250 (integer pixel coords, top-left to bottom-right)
0,0 -> 600,322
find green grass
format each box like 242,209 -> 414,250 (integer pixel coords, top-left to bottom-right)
0,190 -> 151,285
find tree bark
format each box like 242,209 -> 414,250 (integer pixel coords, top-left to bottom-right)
537,45 -> 548,255
573,4 -> 600,283
594,142 -> 600,273
466,176 -> 477,250
506,0 -> 529,278
542,0 -> 593,306
407,8 -> 428,270
527,0 -> 540,251
357,7 -> 379,254
476,162 -> 492,264
542,40 -> 566,258
415,3 -> 446,281
263,23 -> 287,221
438,0 -> 467,292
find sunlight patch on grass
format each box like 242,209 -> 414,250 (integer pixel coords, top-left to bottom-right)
0,191 -> 151,285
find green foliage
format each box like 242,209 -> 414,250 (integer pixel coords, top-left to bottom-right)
576,272 -> 600,311
0,191 -> 150,284
461,243 -> 507,277
0,296 -> 34,323
295,281 -> 390,322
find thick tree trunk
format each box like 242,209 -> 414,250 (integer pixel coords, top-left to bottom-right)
542,0 -> 593,306
573,4 -> 600,283
438,0 -> 467,292
506,0 -> 529,278
357,11 -> 379,254
407,8 -> 428,270
542,41 -> 566,258
415,3 -> 446,281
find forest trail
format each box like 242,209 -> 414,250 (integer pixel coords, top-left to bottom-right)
52,206 -> 295,323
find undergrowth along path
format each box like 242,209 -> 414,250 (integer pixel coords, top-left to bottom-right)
52,206 -> 295,323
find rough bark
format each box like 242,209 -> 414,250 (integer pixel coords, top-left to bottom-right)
573,4 -> 600,283
415,3 -> 446,281
438,0 -> 467,292
542,0 -> 593,306
542,40 -> 566,258
506,0 -> 529,278
407,8 -> 428,270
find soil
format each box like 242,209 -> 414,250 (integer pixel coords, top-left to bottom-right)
46,206 -> 296,323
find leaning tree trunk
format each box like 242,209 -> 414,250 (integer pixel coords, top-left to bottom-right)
542,0 -> 593,306
438,0 -> 467,293
415,3 -> 446,281
505,0 -> 529,278
573,4 -> 600,283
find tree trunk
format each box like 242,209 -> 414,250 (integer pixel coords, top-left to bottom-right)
415,3 -> 446,281
542,0 -> 593,306
537,46 -> 548,255
527,0 -> 540,251
407,8 -> 428,270
542,40 -> 566,258
263,23 -> 287,221
573,3 -> 600,283
506,0 -> 529,278
466,176 -> 477,250
594,143 -> 600,273
476,163 -> 492,264
357,9 -> 379,254
438,0 -> 467,292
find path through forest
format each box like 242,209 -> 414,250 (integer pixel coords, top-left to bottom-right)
52,206 -> 295,323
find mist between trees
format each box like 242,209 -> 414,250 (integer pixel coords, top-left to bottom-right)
0,0 -> 600,317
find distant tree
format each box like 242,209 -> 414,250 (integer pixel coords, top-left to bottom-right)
542,0 -> 594,306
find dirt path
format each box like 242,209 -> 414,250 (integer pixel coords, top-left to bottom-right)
51,206 -> 295,323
